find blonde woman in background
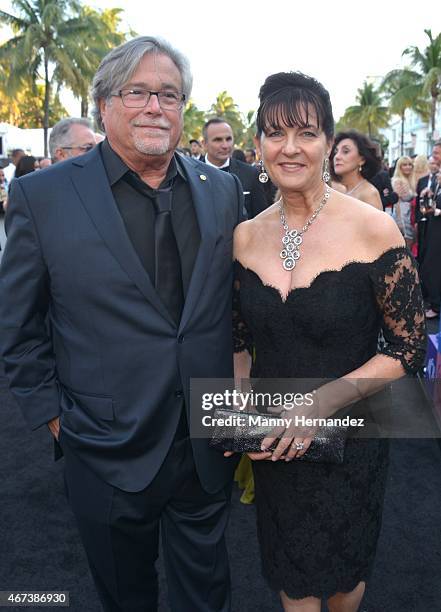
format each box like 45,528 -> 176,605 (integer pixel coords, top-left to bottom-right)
392,156 -> 416,249
413,154 -> 429,186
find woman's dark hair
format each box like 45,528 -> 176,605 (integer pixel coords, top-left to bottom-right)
256,72 -> 334,140
331,130 -> 381,180
15,155 -> 36,178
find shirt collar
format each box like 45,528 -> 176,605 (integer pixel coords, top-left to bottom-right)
204,154 -> 230,170
100,138 -> 187,187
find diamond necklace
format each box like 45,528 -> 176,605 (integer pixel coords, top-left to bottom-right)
346,179 -> 365,195
278,185 -> 330,271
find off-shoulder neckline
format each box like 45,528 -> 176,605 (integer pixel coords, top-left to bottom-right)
235,245 -> 410,303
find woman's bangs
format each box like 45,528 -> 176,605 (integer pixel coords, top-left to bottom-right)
261,91 -> 323,133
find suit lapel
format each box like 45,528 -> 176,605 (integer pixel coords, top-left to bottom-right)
70,147 -> 175,325
178,157 -> 218,331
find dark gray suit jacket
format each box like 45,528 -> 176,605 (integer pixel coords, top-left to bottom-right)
0,145 -> 243,493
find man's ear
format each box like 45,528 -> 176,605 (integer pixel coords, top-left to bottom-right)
55,148 -> 67,162
99,98 -> 108,131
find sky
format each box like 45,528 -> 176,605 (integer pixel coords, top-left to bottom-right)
0,0 -> 439,121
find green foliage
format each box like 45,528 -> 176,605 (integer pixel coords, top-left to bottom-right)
338,81 -> 389,138
207,90 -> 246,144
0,0 -> 129,154
182,100 -> 205,143
402,29 -> 441,135
0,78 -> 67,127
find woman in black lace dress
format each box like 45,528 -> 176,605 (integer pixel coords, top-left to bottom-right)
231,73 -> 426,612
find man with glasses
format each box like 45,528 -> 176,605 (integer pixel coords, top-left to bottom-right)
49,117 -> 96,162
0,36 -> 243,611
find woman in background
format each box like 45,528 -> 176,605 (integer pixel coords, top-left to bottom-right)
413,154 -> 429,186
391,156 -> 416,249
331,130 -> 382,210
14,155 -> 37,179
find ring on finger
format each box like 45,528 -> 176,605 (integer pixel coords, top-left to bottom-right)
294,441 -> 304,451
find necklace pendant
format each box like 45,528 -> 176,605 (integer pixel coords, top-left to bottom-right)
278,185 -> 330,273
282,257 -> 296,271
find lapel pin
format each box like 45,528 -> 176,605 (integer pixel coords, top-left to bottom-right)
199,174 -> 207,181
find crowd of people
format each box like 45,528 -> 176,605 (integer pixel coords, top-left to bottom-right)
0,34 -> 435,612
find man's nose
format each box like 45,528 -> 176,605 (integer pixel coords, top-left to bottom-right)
143,92 -> 162,113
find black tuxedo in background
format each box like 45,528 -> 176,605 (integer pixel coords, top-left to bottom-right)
369,170 -> 398,211
0,143 -> 244,611
415,173 -> 438,263
202,156 -> 268,218
416,173 -> 441,311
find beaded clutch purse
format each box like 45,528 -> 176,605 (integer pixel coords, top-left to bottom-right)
209,408 -> 347,464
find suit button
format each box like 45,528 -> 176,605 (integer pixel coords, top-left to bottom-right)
175,390 -> 183,398
178,335 -> 184,344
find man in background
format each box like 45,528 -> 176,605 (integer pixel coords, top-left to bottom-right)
202,118 -> 267,218
244,148 -> 256,166
49,117 -> 96,163
3,148 -> 25,183
189,138 -> 204,161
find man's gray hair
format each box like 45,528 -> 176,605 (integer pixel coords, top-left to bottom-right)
49,117 -> 92,159
91,36 -> 193,131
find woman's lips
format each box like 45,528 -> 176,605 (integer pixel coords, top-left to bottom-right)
278,162 -> 305,172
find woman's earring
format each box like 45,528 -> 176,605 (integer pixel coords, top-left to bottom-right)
258,160 -> 269,183
359,164 -> 363,173
322,158 -> 330,183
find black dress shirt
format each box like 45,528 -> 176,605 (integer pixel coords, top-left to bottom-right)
100,140 -> 200,296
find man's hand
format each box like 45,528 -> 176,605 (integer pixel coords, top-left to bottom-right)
47,416 -> 60,441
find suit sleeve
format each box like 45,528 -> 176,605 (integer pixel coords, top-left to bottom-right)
0,180 -> 60,430
230,173 -> 246,225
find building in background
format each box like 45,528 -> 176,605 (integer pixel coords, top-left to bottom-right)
382,106 -> 441,162
0,123 -> 49,158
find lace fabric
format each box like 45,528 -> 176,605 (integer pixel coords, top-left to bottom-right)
368,247 -> 426,373
233,246 -> 426,376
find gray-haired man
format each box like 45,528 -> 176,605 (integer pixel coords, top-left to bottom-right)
1,36 -> 243,611
49,117 -> 96,162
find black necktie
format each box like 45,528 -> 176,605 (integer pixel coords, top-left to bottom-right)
220,166 -> 230,172
152,186 -> 184,324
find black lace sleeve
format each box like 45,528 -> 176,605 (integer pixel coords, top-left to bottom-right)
369,247 -> 426,374
232,261 -> 253,354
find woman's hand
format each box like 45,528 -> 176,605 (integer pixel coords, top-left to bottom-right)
260,409 -> 317,462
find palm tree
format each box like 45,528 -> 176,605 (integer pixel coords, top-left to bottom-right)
402,29 -> 441,138
239,109 -> 257,149
0,1 -> 97,155
339,81 -> 389,138
182,100 -> 205,143
208,91 -> 245,143
54,7 -> 128,117
381,68 -> 430,155
0,71 -> 67,127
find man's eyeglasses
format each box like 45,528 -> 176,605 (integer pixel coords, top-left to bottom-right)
61,144 -> 95,152
111,88 -> 186,110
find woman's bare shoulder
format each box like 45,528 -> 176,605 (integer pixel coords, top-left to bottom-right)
332,191 -> 404,255
233,205 -> 278,259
